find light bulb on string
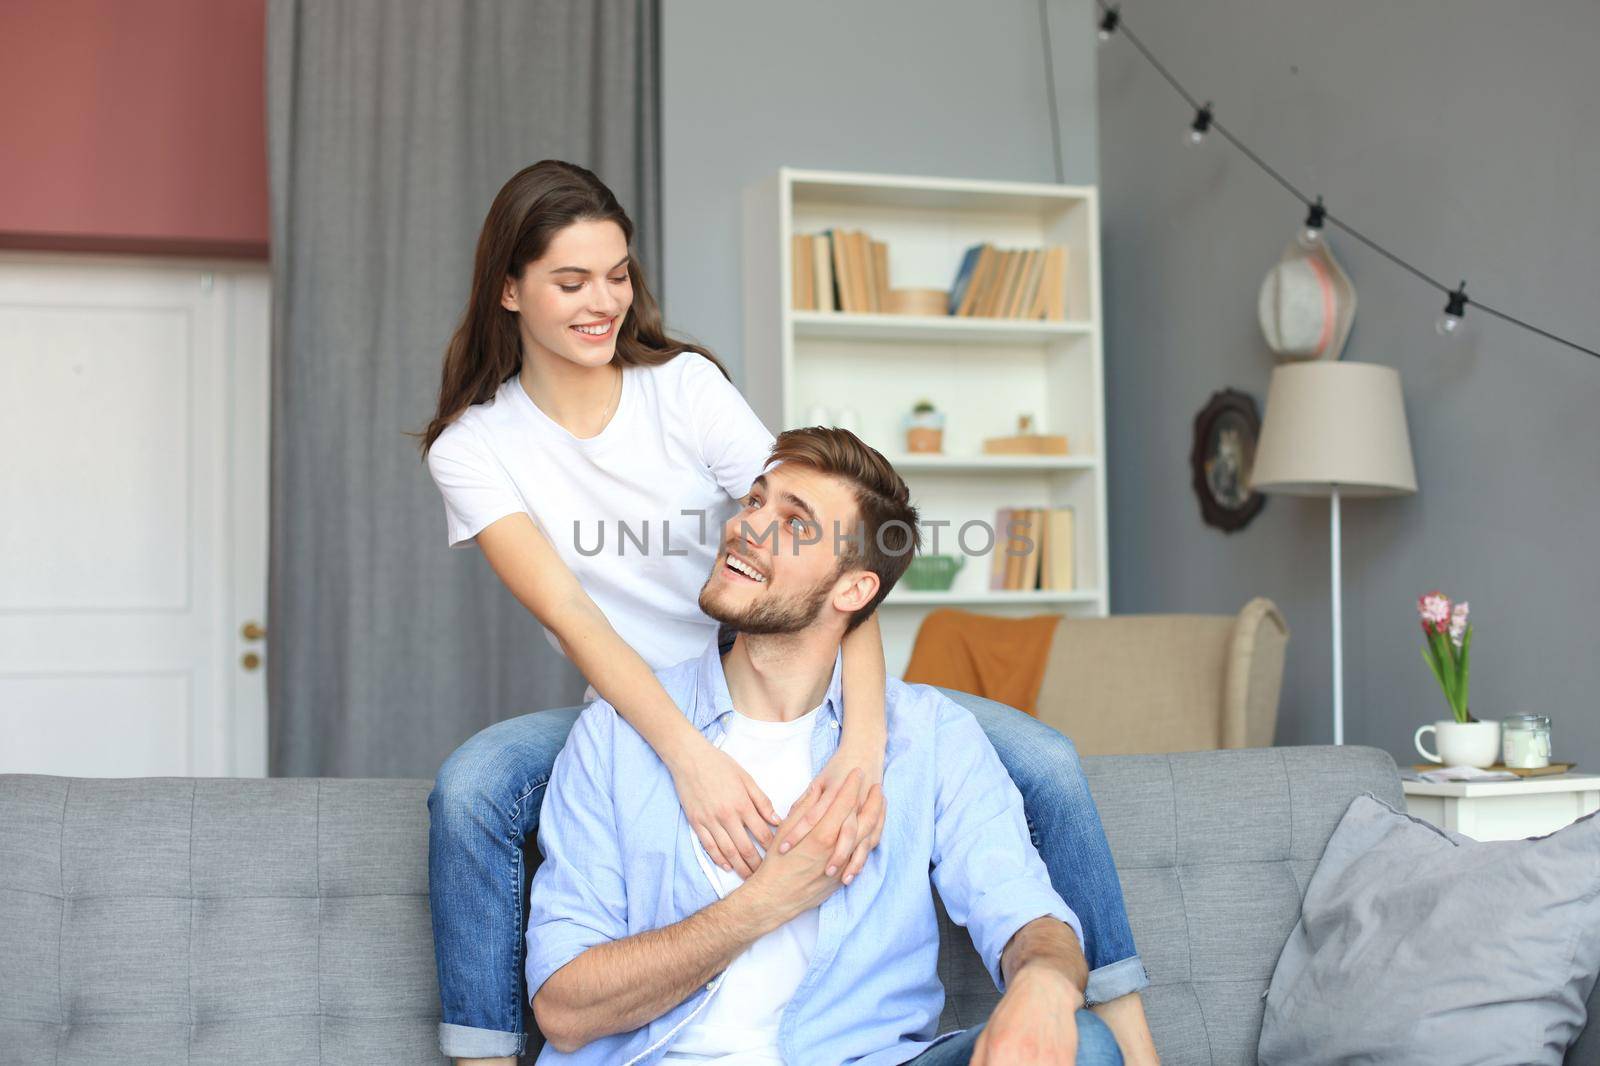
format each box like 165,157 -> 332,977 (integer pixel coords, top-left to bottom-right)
1098,7 -> 1120,42
1186,103 -> 1213,147
1436,282 -> 1469,337
1059,0 -> 1600,363
1297,196 -> 1326,250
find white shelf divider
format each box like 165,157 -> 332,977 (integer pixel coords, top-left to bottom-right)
884,589 -> 1105,607
886,453 -> 1097,472
792,310 -> 1092,344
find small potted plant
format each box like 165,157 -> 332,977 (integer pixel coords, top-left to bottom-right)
1413,591 -> 1499,768
904,399 -> 945,454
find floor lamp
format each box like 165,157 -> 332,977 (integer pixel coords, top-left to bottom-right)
1249,362 -> 1417,745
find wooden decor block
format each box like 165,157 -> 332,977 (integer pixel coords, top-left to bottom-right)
885,288 -> 950,316
982,433 -> 1069,455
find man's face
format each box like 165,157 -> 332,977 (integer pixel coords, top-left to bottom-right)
698,463 -> 874,636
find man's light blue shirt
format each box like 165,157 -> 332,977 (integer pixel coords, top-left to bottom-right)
526,636 -> 1083,1066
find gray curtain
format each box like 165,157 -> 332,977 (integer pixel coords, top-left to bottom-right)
266,0 -> 661,776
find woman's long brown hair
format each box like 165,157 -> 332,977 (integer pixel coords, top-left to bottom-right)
417,160 -> 728,456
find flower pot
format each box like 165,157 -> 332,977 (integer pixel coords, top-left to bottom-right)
906,426 -> 943,453
1414,719 -> 1502,769
903,554 -> 965,591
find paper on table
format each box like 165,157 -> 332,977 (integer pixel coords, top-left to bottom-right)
1409,766 -> 1519,783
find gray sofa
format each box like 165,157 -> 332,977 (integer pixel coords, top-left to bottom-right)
3,742 -> 1595,1065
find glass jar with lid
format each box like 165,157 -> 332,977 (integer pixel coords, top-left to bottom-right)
1501,714 -> 1552,769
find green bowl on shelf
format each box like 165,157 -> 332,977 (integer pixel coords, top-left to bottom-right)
903,554 -> 965,592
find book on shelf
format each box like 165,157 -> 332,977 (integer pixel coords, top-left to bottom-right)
949,242 -> 1073,320
791,232 -> 836,312
1016,508 -> 1042,592
947,244 -> 984,315
971,246 -> 1005,318
980,249 -> 1016,318
837,231 -> 857,312
1041,507 -> 1076,591
1004,246 -> 1030,316
994,249 -> 1023,319
1022,249 -> 1048,318
826,229 -> 852,312
1003,508 -> 1027,591
955,245 -> 997,317
989,507 -> 1013,590
992,507 -> 1036,592
795,231 -> 887,314
853,232 -> 877,313
1044,247 -> 1069,321
1024,246 -> 1053,320
989,506 -> 1076,591
791,234 -> 812,311
791,232 -> 1071,320
812,234 -> 835,311
871,239 -> 890,312
1006,249 -> 1040,319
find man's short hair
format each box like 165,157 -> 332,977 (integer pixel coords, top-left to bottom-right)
766,426 -> 921,632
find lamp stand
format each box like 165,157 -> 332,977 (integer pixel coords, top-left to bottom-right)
1330,485 -> 1344,745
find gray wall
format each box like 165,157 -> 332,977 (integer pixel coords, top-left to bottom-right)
1098,0 -> 1600,766
661,0 -> 1600,772
661,0 -> 1099,380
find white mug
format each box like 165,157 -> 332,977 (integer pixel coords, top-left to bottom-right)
1415,719 -> 1502,769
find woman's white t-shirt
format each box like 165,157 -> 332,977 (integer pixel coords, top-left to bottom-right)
426,353 -> 777,675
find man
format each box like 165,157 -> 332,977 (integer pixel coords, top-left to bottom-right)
525,427 -> 1126,1065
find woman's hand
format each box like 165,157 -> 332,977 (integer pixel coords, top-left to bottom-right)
667,737 -> 781,878
779,731 -> 887,885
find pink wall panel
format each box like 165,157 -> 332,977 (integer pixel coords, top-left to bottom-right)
0,0 -> 269,258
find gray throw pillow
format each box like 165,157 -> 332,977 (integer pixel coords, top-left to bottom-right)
1258,793 -> 1600,1065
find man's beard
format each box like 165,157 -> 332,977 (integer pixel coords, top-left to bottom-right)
699,567 -> 838,636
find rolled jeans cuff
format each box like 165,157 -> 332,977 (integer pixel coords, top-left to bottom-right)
1084,954 -> 1149,1007
440,1021 -> 525,1059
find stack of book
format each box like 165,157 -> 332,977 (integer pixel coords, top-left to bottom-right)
989,508 -> 1076,591
948,244 -> 1071,320
791,230 -> 891,313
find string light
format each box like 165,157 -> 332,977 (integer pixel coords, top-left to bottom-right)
1098,6 -> 1120,42
1436,282 -> 1469,337
1067,0 -> 1600,361
1298,196 -> 1327,250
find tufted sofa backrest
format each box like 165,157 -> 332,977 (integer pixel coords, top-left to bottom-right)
5,748 -> 1595,1065
0,777 -> 440,1064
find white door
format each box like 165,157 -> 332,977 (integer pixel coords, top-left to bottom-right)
0,253 -> 270,777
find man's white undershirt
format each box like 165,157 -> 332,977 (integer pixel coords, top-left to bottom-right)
661,705 -> 823,1065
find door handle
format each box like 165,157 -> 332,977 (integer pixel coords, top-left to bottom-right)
241,621 -> 267,641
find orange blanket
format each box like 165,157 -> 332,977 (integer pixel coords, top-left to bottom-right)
901,609 -> 1061,716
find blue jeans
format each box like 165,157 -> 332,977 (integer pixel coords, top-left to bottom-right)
428,693 -> 1147,1059
905,1012 -> 1123,1065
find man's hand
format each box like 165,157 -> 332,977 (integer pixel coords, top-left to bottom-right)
782,735 -> 887,886
737,768 -> 883,929
971,966 -> 1084,1065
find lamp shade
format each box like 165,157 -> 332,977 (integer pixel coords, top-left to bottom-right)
1249,362 -> 1417,497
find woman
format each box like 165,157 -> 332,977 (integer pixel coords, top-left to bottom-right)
422,160 -> 1154,1065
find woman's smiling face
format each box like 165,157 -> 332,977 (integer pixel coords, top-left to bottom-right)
502,218 -> 634,369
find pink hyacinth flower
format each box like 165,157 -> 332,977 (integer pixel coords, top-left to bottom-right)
1417,591 -> 1452,635
1449,602 -> 1470,649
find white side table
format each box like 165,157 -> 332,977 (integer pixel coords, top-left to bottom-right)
1402,773 -> 1600,841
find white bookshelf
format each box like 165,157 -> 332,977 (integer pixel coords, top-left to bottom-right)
742,168 -> 1110,676
792,311 -> 1092,344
